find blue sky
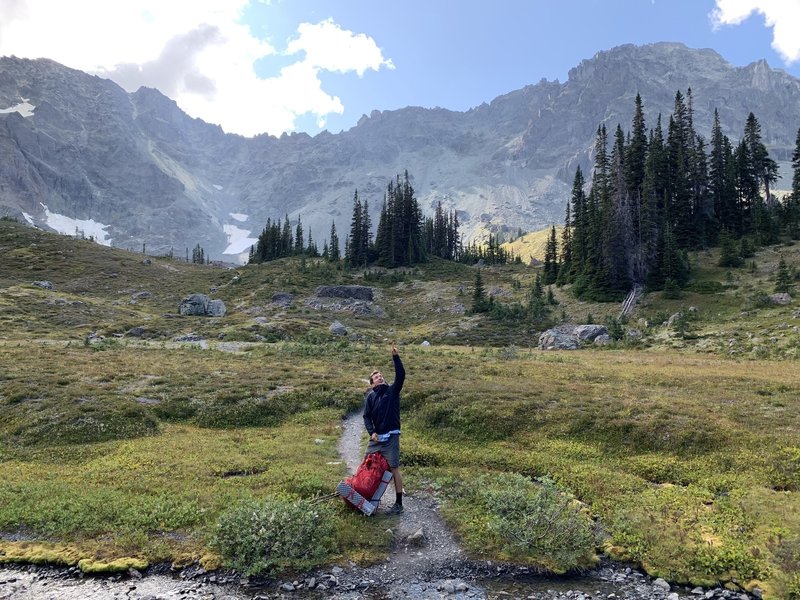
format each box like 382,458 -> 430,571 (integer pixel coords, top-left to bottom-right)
1,0 -> 798,137
245,0 -> 799,135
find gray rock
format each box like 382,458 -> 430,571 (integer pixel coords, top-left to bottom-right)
769,292 -> 793,305
314,285 -> 374,301
653,578 -> 670,592
271,292 -> 294,307
127,326 -> 145,337
32,280 -> 53,290
179,294 -> 210,316
539,329 -> 579,350
691,587 -> 705,595
574,324 -> 608,341
421,340 -> 431,346
131,291 -> 151,300
178,294 -> 226,317
329,321 -> 347,336
666,312 -> 684,327
407,528 -> 425,545
594,334 -> 612,345
626,328 -> 643,340
206,299 -> 226,316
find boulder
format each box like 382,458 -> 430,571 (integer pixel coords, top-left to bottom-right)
573,324 -> 608,341
271,292 -> 294,307
33,280 -> 53,290
314,285 -> 374,301
329,321 -> 347,336
626,328 -> 643,341
769,292 -> 792,305
538,329 -> 579,350
131,291 -> 151,300
594,334 -> 612,345
206,299 -> 227,317
178,294 -> 226,316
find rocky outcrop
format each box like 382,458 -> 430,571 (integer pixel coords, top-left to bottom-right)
3,44 -> 800,262
178,294 -> 226,317
573,324 -> 608,341
314,286 -> 374,301
538,329 -> 580,350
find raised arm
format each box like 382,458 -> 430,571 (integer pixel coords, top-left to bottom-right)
392,352 -> 405,393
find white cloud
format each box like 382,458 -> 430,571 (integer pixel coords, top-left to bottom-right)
711,0 -> 800,64
0,1 -> 393,136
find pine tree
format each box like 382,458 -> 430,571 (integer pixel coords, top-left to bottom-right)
347,190 -> 363,266
789,127 -> 800,238
774,255 -> 793,293
471,269 -> 488,313
717,227 -> 742,268
542,225 -> 558,284
328,221 -> 340,262
294,215 -> 304,255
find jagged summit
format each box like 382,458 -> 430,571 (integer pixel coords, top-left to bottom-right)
1,44 -> 799,262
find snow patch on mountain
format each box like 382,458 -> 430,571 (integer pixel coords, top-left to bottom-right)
40,203 -> 113,246
0,99 -> 35,117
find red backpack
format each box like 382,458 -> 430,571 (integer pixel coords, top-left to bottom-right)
336,452 -> 393,515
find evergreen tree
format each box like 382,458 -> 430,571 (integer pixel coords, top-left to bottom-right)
717,227 -> 742,268
191,244 -> 205,264
744,112 -> 779,205
774,255 -> 793,293
543,225 -> 559,285
347,190 -> 363,266
471,270 -> 488,313
294,215 -> 304,255
788,128 -> 800,237
328,221 -> 340,262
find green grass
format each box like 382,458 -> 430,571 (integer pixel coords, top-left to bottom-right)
2,221 -> 800,597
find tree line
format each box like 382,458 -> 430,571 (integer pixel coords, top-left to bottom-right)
248,171 -> 519,268
552,90 -> 800,300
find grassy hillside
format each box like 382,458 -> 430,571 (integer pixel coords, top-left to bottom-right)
1,219 -> 800,597
500,227 -> 562,263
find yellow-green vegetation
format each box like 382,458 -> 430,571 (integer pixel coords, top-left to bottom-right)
1,220 -> 800,597
501,227 -> 563,263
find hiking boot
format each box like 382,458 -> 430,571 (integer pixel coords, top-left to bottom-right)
386,503 -> 404,515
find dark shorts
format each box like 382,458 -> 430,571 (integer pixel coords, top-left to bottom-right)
365,434 -> 400,469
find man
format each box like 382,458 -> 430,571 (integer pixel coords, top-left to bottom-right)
363,342 -> 405,515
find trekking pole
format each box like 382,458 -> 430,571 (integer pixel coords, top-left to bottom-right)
309,491 -> 339,504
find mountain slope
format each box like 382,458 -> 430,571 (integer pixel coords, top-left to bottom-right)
1,43 -> 799,262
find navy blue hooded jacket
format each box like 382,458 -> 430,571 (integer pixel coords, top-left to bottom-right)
363,354 -> 405,436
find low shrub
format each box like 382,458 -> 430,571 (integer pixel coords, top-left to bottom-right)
213,496 -> 337,576
441,472 -> 596,573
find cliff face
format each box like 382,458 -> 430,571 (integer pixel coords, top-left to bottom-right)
1,43 -> 799,261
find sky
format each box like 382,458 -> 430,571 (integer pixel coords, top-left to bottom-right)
0,0 -> 799,138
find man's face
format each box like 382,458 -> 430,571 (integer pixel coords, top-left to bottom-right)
371,371 -> 385,387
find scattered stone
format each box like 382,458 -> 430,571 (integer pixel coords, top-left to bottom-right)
131,291 -> 152,300
141,259 -> 151,265
538,329 -> 579,350
280,582 -> 295,591
178,294 -> 227,317
421,340 -> 431,346
127,326 -> 145,337
329,321 -> 347,336
407,528 -> 425,546
128,568 -> 143,579
666,312 -> 683,327
314,285 -> 374,301
653,577 -> 670,592
769,292 -> 792,305
573,324 -> 608,341
174,333 -> 204,342
32,280 -> 53,290
451,303 -> 466,314
626,328 -> 643,340
271,292 -> 294,307
594,334 -> 612,346
691,587 -> 705,595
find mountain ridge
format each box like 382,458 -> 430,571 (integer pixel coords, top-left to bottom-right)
1,42 -> 799,262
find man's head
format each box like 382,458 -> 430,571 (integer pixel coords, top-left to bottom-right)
369,370 -> 385,387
